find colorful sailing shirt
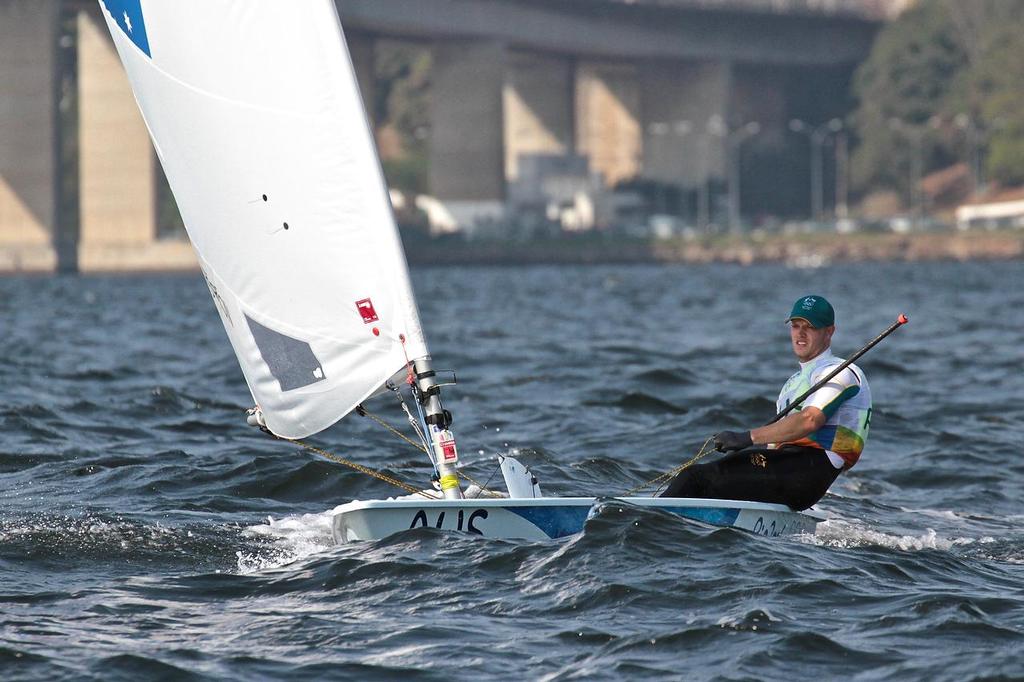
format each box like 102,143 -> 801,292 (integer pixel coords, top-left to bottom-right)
775,349 -> 872,469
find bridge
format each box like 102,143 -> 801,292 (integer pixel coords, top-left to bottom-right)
0,0 -> 894,272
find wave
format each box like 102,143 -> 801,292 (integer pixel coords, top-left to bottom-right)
804,519 -> 987,552
583,391 -> 689,415
0,512 -> 257,573
238,511 -> 336,574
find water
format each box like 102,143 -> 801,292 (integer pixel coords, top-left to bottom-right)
2,261 -> 1023,680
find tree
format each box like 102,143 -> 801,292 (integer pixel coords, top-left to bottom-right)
849,1 -> 965,200
850,0 -> 1024,200
375,43 -> 432,194
971,18 -> 1024,186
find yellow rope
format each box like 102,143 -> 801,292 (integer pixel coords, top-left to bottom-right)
360,409 -> 429,454
263,405 -> 505,500
268,432 -> 440,500
268,402 -> 718,501
623,435 -> 717,497
361,406 -> 503,498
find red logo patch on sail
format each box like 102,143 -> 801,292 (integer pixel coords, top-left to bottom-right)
356,298 -> 379,324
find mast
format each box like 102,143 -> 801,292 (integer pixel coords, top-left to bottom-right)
413,357 -> 463,500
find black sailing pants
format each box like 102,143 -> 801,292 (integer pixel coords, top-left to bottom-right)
658,445 -> 841,511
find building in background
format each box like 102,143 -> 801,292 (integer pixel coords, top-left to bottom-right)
0,0 -> 897,272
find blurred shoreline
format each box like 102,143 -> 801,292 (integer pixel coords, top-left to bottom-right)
0,230 -> 1020,274
404,230 -> 1024,267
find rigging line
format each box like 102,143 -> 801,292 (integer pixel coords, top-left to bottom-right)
476,459 -> 504,495
363,397 -> 500,496
398,398 -> 432,462
622,436 -> 717,497
459,466 -> 505,498
358,402 -> 428,454
392,340 -> 435,460
355,401 -> 499,493
266,430 -> 440,500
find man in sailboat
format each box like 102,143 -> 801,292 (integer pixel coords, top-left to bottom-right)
661,295 -> 872,510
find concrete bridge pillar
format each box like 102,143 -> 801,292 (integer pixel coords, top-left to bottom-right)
503,52 -> 573,181
429,40 -> 506,230
75,6 -> 195,271
76,6 -> 158,271
0,0 -> 60,272
575,62 -> 641,187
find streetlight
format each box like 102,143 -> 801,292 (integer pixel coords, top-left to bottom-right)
834,129 -> 849,220
789,118 -> 843,222
697,115 -> 727,233
953,114 -> 980,196
726,121 -> 760,233
698,117 -> 760,234
952,113 -> 1007,196
887,117 -> 937,227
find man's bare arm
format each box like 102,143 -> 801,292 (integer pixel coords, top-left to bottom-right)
750,407 -> 826,445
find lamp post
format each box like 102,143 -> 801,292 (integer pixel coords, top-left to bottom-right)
673,120 -> 694,222
698,115 -> 727,233
789,118 -> 843,221
887,117 -> 933,227
953,114 -> 980,196
951,114 -> 1007,197
835,130 -> 849,220
726,121 -> 760,233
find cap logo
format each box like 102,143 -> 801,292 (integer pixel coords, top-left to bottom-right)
801,297 -> 817,310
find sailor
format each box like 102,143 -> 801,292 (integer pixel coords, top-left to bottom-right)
661,295 -> 872,510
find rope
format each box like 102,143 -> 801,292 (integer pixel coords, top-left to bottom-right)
459,466 -> 505,498
358,402 -> 503,498
622,435 -> 717,497
360,406 -> 429,454
263,429 -> 440,500
257,401 -> 502,500
360,403 -> 503,493
475,460 -> 504,495
262,395 -> 718,502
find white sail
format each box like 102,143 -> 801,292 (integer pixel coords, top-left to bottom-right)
97,0 -> 429,438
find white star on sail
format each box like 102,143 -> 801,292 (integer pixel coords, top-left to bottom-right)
123,12 -> 132,33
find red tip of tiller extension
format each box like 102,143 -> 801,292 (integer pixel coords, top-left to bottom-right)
897,314 -> 909,324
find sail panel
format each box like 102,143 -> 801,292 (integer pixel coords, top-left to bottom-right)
98,0 -> 428,438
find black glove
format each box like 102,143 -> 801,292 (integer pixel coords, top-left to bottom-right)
714,430 -> 752,453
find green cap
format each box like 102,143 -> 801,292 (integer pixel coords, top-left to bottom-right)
788,295 -> 835,328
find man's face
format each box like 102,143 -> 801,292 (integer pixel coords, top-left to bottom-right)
789,318 -> 834,362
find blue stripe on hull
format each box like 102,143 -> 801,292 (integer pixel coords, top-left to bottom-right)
506,504 -> 741,538
662,506 -> 740,527
506,505 -> 592,539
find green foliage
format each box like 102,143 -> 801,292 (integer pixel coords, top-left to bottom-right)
972,18 -> 1024,186
382,155 -> 429,196
988,137 -> 1024,186
375,42 -> 431,159
850,0 -> 1024,198
850,1 -> 965,196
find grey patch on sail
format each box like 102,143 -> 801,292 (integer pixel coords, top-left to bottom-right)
245,315 -> 326,391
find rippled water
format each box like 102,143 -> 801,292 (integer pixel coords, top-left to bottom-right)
2,261 -> 1023,680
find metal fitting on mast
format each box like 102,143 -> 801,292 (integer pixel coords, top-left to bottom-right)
413,357 -> 463,500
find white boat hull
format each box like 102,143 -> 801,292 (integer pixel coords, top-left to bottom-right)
331,497 -> 823,543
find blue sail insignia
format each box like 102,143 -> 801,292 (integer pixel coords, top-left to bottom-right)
100,0 -> 151,57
